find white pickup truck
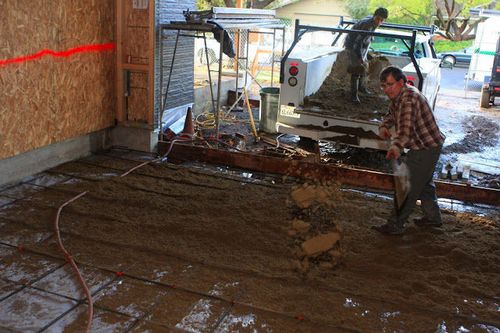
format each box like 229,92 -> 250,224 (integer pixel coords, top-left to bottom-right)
277,20 -> 442,150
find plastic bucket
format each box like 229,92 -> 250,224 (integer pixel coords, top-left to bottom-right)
259,87 -> 280,134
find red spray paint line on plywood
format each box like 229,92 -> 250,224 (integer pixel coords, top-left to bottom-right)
0,43 -> 115,67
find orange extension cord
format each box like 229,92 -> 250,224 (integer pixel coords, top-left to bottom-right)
53,191 -> 92,332
52,137 -> 190,331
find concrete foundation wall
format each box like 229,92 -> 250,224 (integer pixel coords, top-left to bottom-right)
110,123 -> 159,152
0,129 -> 110,188
193,78 -> 236,116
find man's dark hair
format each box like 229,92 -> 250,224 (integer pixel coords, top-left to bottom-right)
374,7 -> 388,19
380,66 -> 407,83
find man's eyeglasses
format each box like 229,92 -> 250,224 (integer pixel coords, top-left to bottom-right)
380,81 -> 397,90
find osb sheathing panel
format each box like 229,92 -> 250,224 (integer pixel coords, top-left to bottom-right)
125,28 -> 149,65
124,1 -> 149,65
127,71 -> 149,122
0,0 -> 115,159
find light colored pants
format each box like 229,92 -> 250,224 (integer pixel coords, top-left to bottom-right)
389,145 -> 443,226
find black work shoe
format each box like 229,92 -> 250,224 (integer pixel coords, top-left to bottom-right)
351,96 -> 361,104
414,218 -> 442,227
371,223 -> 405,235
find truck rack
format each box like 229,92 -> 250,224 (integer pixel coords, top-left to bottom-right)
277,19 -> 442,150
280,19 -> 430,91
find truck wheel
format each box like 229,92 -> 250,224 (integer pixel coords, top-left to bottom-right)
480,87 -> 490,108
442,55 -> 456,67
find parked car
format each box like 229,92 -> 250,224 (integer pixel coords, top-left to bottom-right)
438,46 -> 475,66
367,30 -> 439,70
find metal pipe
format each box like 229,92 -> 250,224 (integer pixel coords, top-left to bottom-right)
159,28 -> 164,130
408,30 -> 424,91
203,32 -> 216,113
161,30 -> 180,132
215,30 -> 224,145
235,30 -> 240,103
271,28 -> 276,87
245,30 -> 250,88
297,24 -> 420,40
340,19 -> 435,33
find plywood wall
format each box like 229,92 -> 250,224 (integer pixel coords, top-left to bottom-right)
121,0 -> 151,123
0,0 -> 115,160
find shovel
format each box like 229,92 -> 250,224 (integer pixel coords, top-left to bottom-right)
391,158 -> 410,209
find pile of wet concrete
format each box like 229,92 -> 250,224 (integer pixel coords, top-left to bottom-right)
287,182 -> 345,275
304,50 -> 391,121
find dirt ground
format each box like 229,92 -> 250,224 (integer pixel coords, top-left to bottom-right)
0,150 -> 498,332
435,93 -> 500,188
442,115 -> 499,155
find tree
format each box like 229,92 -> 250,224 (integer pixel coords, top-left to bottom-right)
434,0 -> 497,41
196,0 -> 226,10
368,0 -> 497,40
368,0 -> 434,25
345,0 -> 370,19
197,0 -> 278,9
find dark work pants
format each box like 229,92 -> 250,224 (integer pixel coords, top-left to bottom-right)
389,145 -> 443,226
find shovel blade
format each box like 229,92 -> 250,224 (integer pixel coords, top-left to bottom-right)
392,159 -> 410,209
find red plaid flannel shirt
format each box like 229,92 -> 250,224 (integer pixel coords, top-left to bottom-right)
381,85 -> 445,150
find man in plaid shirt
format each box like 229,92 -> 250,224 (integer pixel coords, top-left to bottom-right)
373,66 -> 445,235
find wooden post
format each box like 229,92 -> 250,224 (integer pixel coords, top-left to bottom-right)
116,0 -> 125,122
115,0 -> 155,127
148,0 -> 155,127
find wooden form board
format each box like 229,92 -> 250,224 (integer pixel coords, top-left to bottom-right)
116,0 -> 155,125
0,0 -> 115,160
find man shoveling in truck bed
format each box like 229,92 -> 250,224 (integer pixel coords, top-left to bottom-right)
373,66 -> 445,235
344,7 -> 388,104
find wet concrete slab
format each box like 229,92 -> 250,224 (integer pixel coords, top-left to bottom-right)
233,274 -> 494,332
0,288 -> 76,332
0,195 -> 15,207
215,304 -> 338,333
26,172 -> 71,188
27,235 -> 247,304
45,304 -> 136,333
93,277 -> 170,318
0,218 -> 52,247
32,264 -> 115,301
49,162 -> 121,181
0,150 -> 497,332
0,183 -> 45,200
79,154 -> 153,173
0,217 -> 8,229
28,234 -> 73,260
129,319 -> 189,332
145,289 -> 231,332
0,245 -> 64,284
0,204 -> 56,228
98,148 -> 155,162
29,236 -> 150,276
0,279 -> 23,301
130,258 -> 246,302
17,187 -> 88,209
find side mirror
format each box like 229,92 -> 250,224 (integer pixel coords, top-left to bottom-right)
440,58 -> 454,69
